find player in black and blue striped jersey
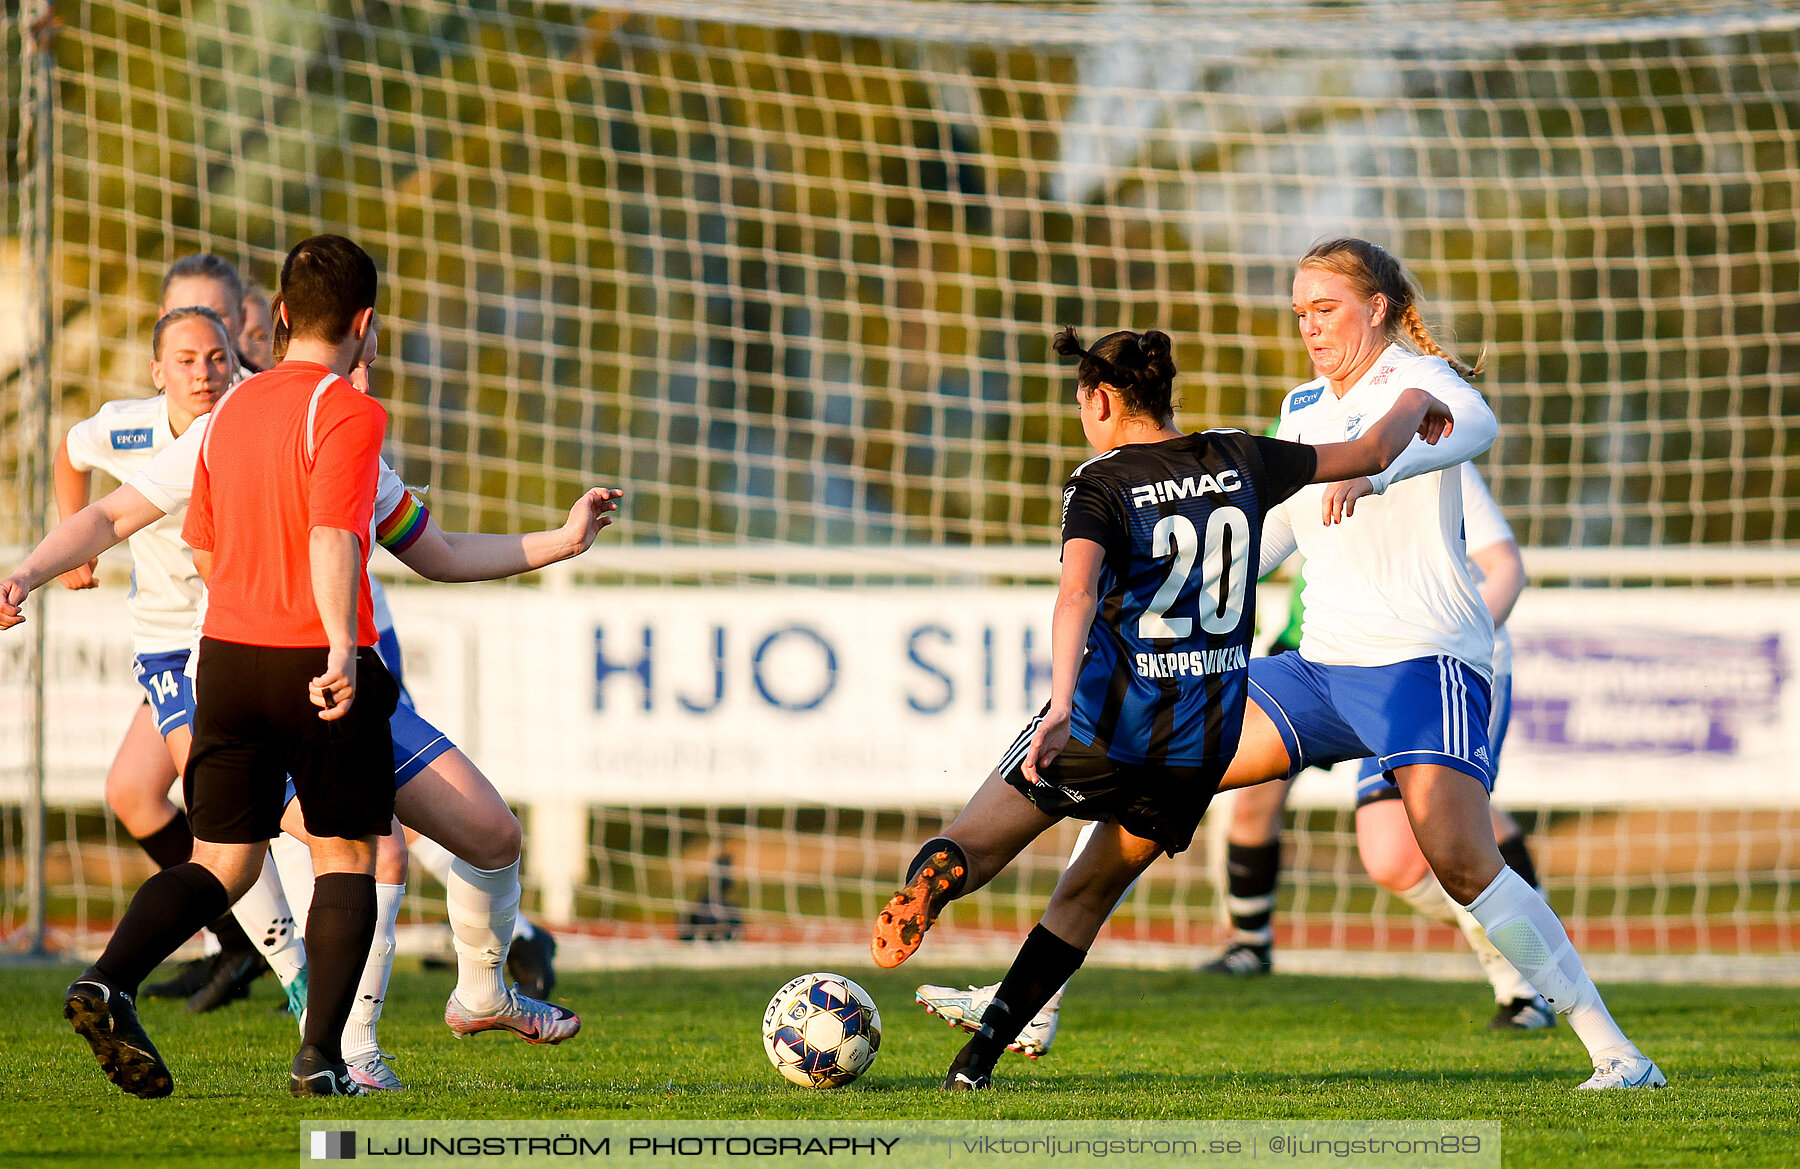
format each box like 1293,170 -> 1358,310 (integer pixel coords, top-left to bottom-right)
1057,413 -> 1294,776
869,324 -> 1456,1089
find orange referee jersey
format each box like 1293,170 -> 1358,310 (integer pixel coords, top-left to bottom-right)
183,360 -> 386,648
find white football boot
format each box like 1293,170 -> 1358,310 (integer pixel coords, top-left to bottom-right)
914,983 -> 1059,1058
1576,1053 -> 1667,1090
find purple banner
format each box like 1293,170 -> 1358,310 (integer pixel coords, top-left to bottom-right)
1512,630 -> 1785,755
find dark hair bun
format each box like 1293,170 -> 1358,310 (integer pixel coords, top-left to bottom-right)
1051,325 -> 1085,360
1136,330 -> 1172,362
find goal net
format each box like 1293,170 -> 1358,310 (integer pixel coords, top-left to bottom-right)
4,0 -> 1798,978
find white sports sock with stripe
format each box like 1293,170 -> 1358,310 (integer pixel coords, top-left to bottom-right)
448,858 -> 520,1014
1466,866 -> 1637,1060
410,834 -> 534,941
1398,873 -> 1534,1004
341,881 -> 404,1063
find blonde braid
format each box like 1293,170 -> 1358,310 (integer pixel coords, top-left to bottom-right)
1398,302 -> 1482,381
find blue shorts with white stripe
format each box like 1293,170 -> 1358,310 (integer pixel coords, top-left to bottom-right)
1248,651 -> 1493,791
1354,671 -> 1511,801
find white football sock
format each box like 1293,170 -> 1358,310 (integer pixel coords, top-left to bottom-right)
409,833 -> 455,886
412,835 -> 533,940
1397,873 -> 1535,1004
341,881 -> 405,1063
1466,866 -> 1637,1060
405,835 -> 539,940
269,831 -> 317,936
232,851 -> 306,987
1226,921 -> 1275,947
447,858 -> 520,1013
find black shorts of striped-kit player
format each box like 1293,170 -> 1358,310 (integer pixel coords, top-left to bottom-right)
997,704 -> 1224,856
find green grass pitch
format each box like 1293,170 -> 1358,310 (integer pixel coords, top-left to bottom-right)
0,962 -> 1794,1167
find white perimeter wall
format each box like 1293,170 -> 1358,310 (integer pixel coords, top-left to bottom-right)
6,583 -> 1795,810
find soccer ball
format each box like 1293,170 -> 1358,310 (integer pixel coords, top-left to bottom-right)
761,972 -> 882,1088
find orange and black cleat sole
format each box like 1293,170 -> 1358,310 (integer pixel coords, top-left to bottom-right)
870,852 -> 964,968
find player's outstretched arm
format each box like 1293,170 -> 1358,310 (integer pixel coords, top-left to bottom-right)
1305,388 -> 1463,524
0,484 -> 167,629
52,435 -> 98,590
392,487 -> 622,583
1309,387 -> 1452,484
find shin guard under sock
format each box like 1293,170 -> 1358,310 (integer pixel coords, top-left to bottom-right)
301,873 -> 378,1063
91,862 -> 231,995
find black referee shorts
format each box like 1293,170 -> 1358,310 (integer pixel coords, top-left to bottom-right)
185,636 -> 400,843
997,706 -> 1225,856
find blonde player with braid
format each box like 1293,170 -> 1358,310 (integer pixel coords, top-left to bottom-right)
1224,237 -> 1662,1089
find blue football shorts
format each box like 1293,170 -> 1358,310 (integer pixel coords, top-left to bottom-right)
374,624 -> 415,710
1353,670 -> 1511,802
133,650 -> 197,736
1248,652 -> 1494,791
376,621 -> 448,781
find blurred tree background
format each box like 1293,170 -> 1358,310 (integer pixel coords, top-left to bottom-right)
3,0 -> 1797,553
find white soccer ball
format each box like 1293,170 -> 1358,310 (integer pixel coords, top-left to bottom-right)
761,972 -> 882,1088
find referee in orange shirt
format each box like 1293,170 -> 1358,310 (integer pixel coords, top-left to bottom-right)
65,235 -> 399,1098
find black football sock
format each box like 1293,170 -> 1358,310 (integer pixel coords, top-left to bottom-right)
1497,831 -> 1541,891
89,862 -> 231,996
300,873 -> 377,1063
951,923 -> 1086,1075
905,836 -> 969,905
1225,840 -> 1280,941
128,812 -> 255,954
133,811 -> 194,870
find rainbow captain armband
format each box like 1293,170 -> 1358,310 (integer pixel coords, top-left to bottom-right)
376,492 -> 430,552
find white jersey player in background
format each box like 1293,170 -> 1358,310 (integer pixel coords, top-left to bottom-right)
8,336 -> 615,1088
55,277 -> 282,1013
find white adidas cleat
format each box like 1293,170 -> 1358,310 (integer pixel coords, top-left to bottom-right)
1576,1053 -> 1667,1090
914,983 -> 1060,1058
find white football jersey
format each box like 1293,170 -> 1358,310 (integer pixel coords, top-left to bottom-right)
64,397 -> 201,654
1459,461 -> 1516,678
127,411 -> 408,646
1261,343 -> 1500,677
